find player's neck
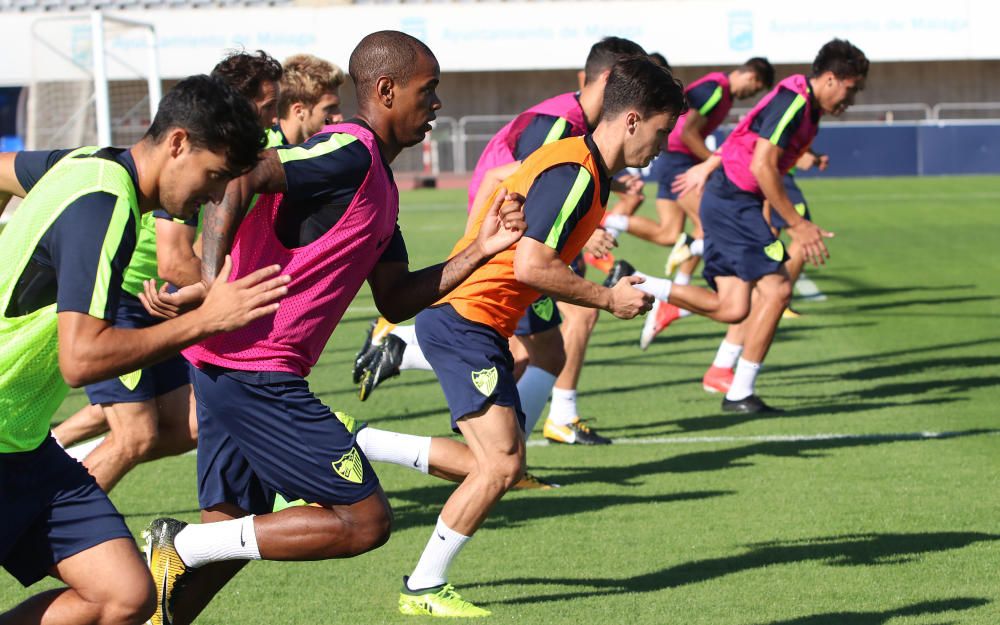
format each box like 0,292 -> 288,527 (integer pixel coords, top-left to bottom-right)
278,118 -> 303,145
129,139 -> 160,213
353,110 -> 402,163
578,83 -> 603,130
590,123 -> 624,174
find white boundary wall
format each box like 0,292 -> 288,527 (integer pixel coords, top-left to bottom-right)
2,0 -> 999,86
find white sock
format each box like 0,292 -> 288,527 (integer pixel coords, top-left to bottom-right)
674,271 -> 691,286
355,427 -> 431,474
407,516 -> 471,591
726,357 -> 761,401
65,436 -> 105,461
690,238 -> 705,256
633,271 -> 672,302
602,214 -> 629,238
712,340 -> 743,370
391,324 -> 417,344
517,365 -> 557,437
174,515 -> 261,568
547,387 -> 578,426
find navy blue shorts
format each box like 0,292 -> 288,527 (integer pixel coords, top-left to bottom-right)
768,174 -> 811,231
85,294 -> 190,404
415,304 -> 526,433
190,365 -> 380,514
1,437 -> 133,586
652,151 -> 699,200
699,169 -> 789,290
514,295 -> 562,336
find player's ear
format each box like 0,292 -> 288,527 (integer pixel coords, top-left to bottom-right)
376,76 -> 394,108
166,128 -> 188,157
626,111 -> 640,135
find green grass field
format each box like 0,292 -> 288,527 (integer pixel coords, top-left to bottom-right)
4,175 -> 999,624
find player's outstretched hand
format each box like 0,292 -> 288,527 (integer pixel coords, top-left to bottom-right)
787,220 -> 835,266
672,160 -> 712,198
476,187 -> 526,257
139,280 -> 206,320
584,228 -> 618,258
196,256 -> 290,333
607,275 -> 654,319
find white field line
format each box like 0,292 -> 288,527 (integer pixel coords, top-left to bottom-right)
526,430 -> 990,447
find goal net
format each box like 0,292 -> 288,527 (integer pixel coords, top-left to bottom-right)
27,12 -> 160,150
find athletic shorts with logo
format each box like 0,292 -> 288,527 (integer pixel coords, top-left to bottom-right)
514,295 -> 562,336
652,151 -> 699,200
699,168 -> 790,290
190,364 -> 379,514
768,174 -> 811,231
85,293 -> 190,404
1,436 -> 133,586
415,304 -> 527,433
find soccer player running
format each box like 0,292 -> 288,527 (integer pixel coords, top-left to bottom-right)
48,51 -> 285,492
614,39 -> 869,412
0,76 -> 286,625
357,37 -> 647,446
602,58 -> 774,349
141,31 -> 527,625
394,57 -> 685,617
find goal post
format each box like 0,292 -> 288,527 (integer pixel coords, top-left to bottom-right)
27,11 -> 160,150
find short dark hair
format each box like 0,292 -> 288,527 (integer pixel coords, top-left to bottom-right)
648,52 -> 672,72
210,50 -> 283,100
603,57 -> 688,120
811,39 -> 870,80
584,36 -> 647,84
741,56 -> 775,89
145,75 -> 264,175
349,30 -> 436,96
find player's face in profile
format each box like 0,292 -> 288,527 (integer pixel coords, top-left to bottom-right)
160,141 -> 235,220
393,53 -> 442,147
820,73 -> 864,116
305,90 -> 343,135
253,80 -> 280,129
625,109 -> 677,168
735,75 -> 765,99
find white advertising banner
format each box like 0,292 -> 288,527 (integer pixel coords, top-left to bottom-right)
1,0 -> 998,85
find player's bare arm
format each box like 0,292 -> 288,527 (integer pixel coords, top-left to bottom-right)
156,219 -> 201,287
679,110 -> 714,161
513,237 -> 652,319
201,149 -> 287,284
750,138 -> 833,265
466,160 -> 522,235
62,257 -> 288,387
369,190 -> 526,322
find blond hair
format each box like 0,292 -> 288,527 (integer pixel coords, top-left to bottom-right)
278,54 -> 345,117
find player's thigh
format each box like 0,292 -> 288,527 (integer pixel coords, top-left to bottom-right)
714,276 -> 754,320
655,198 -> 687,236
677,190 -> 704,231
752,266 -> 793,303
52,537 -> 154,609
514,324 -> 565,374
102,399 -> 159,447
456,403 -> 525,473
155,383 -> 197,442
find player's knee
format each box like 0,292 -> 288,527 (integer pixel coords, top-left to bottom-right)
100,575 -> 156,625
760,277 -> 793,307
717,300 -> 750,324
115,426 -> 159,461
529,339 -> 565,375
483,451 -> 525,493
343,498 -> 393,556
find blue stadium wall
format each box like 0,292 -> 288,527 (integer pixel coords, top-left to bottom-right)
711,123 -> 1000,178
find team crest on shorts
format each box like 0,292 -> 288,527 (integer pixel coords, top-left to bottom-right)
794,202 -> 807,217
118,370 -> 142,391
531,297 -> 555,321
331,448 -> 364,484
763,240 -> 786,262
471,366 -> 498,397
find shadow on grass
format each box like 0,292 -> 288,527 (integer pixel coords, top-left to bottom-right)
754,597 -> 989,625
598,397 -> 961,436
545,429 -> 996,482
472,531 -> 999,606
387,489 -> 732,532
